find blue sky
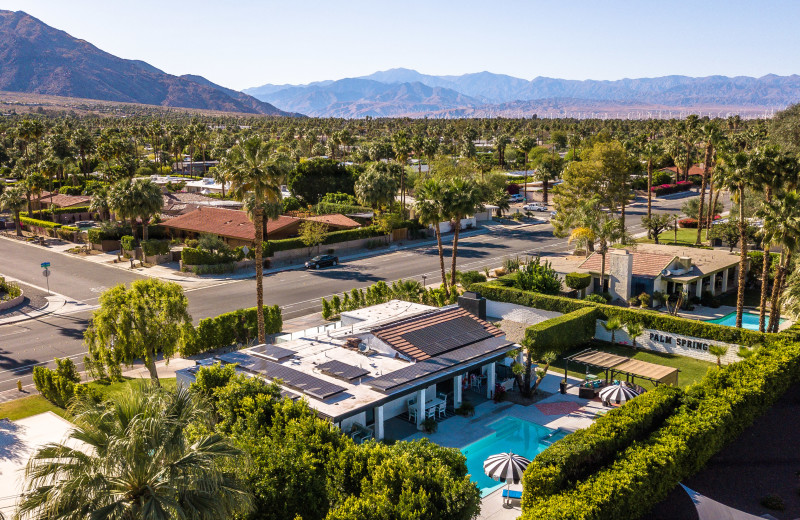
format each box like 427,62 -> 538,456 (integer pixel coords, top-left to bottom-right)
5,0 -> 800,90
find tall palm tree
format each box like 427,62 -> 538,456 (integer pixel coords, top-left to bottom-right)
713,151 -> 752,328
222,136 -> 290,343
445,177 -> 483,289
642,139 -> 662,233
759,191 -> 800,333
696,122 -> 723,245
16,385 -> 252,520
415,178 -> 449,296
517,136 -> 536,201
89,185 -> 110,222
134,179 -> 164,241
495,134 -> 511,169
0,185 -> 26,236
108,179 -> 139,238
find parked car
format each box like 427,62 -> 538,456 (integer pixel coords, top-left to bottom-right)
549,211 -> 558,220
509,194 -> 525,203
305,254 -> 339,269
523,203 -> 547,211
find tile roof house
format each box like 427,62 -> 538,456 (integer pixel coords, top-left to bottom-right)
161,192 -> 243,217
37,193 -> 92,209
160,207 -> 302,245
659,164 -> 709,177
303,214 -> 361,230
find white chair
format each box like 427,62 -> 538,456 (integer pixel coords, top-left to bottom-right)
407,398 -> 418,422
426,406 -> 437,420
437,398 -> 447,419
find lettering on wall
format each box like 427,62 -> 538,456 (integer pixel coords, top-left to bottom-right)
649,332 -> 710,352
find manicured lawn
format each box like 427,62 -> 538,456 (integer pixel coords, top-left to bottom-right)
551,341 -> 714,390
0,377 -> 177,422
636,227 -> 712,248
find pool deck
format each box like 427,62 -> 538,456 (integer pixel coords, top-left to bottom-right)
677,305 -> 793,331
398,371 -> 606,520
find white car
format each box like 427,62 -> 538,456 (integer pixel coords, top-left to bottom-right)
509,194 -> 525,203
523,203 -> 547,212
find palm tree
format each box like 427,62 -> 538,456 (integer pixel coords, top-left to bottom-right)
108,179 -> 139,238
89,185 -> 110,221
625,322 -> 644,349
0,185 -> 26,236
536,151 -> 563,206
517,136 -> 536,201
415,178 -> 449,296
222,136 -> 290,343
603,317 -> 623,344
16,385 -> 252,520
495,134 -> 511,169
135,179 -> 164,241
642,140 -> 662,234
713,151 -> 751,328
445,177 -> 483,289
708,344 -> 728,367
760,191 -> 800,333
696,122 -> 723,245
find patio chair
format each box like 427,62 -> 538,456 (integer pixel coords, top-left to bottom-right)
437,396 -> 448,418
426,406 -> 437,420
502,489 -> 523,501
408,406 -> 418,423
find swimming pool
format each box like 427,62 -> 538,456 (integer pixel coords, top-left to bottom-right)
460,416 -> 568,497
706,311 -> 787,331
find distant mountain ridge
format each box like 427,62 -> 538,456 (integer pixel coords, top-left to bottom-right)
0,10 -> 299,116
245,67 -> 800,118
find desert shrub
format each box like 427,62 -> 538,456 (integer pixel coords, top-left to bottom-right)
32,358 -> 82,407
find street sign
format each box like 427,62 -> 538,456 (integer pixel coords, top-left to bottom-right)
40,262 -> 50,269
42,269 -> 50,278
42,265 -> 51,294
242,246 -> 250,256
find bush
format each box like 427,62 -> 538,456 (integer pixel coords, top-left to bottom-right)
457,270 -> 487,288
584,293 -> 607,303
650,181 -> 693,196
678,218 -> 699,228
20,216 -> 62,230
182,263 -> 235,275
760,494 -> 786,511
471,281 -> 776,346
638,292 -> 651,307
521,341 -> 800,519
523,385 -> 682,497
180,305 -> 283,356
141,239 -> 170,257
523,307 -> 597,358
565,272 -> 592,292
181,247 -> 237,265
120,235 -> 137,252
0,277 -> 22,300
32,358 -> 82,408
514,257 -> 562,294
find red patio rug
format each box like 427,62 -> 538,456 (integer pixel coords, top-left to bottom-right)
535,401 -> 583,416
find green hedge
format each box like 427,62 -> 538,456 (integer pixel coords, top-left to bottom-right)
142,240 -> 170,256
181,305 -> 283,356
0,276 -> 22,299
521,341 -> 800,519
315,202 -> 372,215
565,272 -> 591,291
88,227 -> 117,244
471,281 -> 773,346
20,216 -> 62,230
262,226 -> 385,256
32,358 -> 82,408
120,235 -> 136,252
181,247 -> 240,265
523,385 -> 682,498
524,307 -> 597,357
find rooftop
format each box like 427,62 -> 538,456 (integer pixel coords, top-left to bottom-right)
579,250 -> 675,278
578,244 -> 739,280
37,193 -> 92,208
160,207 -> 299,241
303,214 -> 361,229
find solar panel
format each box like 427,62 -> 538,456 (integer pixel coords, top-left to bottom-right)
401,316 -> 492,357
316,360 -> 370,382
250,344 -> 296,362
246,357 -> 347,400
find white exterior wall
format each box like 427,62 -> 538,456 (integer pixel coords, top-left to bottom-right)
594,321 -> 741,365
485,300 -> 563,323
340,412 -> 367,432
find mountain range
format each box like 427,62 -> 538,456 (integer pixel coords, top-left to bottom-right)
245,68 -> 800,118
0,10 -> 297,116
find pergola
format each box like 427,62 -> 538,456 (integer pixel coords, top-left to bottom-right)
564,349 -> 679,387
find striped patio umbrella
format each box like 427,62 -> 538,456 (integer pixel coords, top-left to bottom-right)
598,383 -> 640,404
484,452 -> 531,504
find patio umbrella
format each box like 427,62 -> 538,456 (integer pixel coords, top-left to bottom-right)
598,383 -> 639,404
483,452 -> 531,504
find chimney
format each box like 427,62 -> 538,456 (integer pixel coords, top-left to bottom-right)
458,291 -> 487,321
609,250 -> 633,302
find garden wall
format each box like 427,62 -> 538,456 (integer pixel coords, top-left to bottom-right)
270,235 -> 390,266
594,321 -> 742,365
0,292 -> 24,311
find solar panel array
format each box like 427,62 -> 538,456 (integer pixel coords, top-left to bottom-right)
246,357 -> 347,400
316,359 -> 370,381
250,344 -> 296,362
400,315 -> 492,357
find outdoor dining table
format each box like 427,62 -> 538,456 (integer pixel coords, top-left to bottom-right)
410,397 -> 445,414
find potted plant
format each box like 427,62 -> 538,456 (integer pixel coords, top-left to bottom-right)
559,378 -> 568,395
421,417 -> 438,433
455,400 -> 475,417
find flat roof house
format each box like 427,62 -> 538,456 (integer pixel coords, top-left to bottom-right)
177,297 -> 514,440
577,244 -> 743,302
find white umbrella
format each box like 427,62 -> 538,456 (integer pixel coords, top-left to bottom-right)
483,452 -> 531,505
598,383 -> 640,404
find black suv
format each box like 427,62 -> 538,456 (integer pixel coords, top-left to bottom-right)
304,254 -> 339,269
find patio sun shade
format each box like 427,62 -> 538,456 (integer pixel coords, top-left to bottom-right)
483,452 -> 531,485
598,383 -> 640,404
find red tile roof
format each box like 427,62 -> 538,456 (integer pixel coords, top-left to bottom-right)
372,307 -> 505,362
303,214 -> 361,229
660,164 -> 710,176
38,193 -> 92,208
578,251 -> 675,278
160,207 -> 299,241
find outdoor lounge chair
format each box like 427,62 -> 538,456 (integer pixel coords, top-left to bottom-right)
502,489 -> 523,501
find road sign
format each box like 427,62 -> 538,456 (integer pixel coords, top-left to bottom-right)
42,267 -> 51,295
242,246 -> 250,256
40,261 -> 51,269
42,269 -> 50,278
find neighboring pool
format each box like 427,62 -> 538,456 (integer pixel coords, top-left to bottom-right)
706,311 -> 787,331
460,416 -> 569,497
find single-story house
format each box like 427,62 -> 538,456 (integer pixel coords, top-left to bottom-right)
37,192 -> 92,209
160,207 -> 362,246
177,295 -> 515,440
659,164 -> 710,178
161,192 -> 243,218
577,243 -> 743,302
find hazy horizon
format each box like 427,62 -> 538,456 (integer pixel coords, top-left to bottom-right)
4,0 -> 800,91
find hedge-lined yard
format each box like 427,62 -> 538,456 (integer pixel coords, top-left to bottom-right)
180,305 -> 283,356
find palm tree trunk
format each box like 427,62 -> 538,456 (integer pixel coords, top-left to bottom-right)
705,179 -> 715,240
696,148 -> 710,245
14,210 -> 22,236
143,219 -> 149,241
543,179 -> 549,205
736,185 -> 747,328
522,350 -> 533,397
620,202 -> 626,232
759,244 -> 771,332
646,159 -> 653,238
768,250 -> 791,333
450,220 -> 460,289
434,225 -> 449,297
130,217 -> 138,242
530,361 -> 552,395
254,206 -> 266,343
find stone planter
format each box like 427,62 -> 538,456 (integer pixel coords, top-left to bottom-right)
145,253 -> 172,265
0,290 -> 25,311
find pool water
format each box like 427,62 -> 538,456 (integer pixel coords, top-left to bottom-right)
460,416 -> 568,497
707,311 -> 787,331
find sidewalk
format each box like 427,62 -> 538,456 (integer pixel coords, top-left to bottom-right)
0,277 -> 96,326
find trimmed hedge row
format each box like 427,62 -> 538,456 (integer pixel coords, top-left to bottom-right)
20,216 -> 62,229
181,247 -> 241,265
521,341 -> 800,519
264,225 -> 386,256
180,305 -> 283,356
523,385 -> 682,498
20,206 -> 90,218
470,281 -> 773,346
142,239 -> 170,257
524,307 -> 597,357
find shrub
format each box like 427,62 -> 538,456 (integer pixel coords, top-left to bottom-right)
181,247 -> 237,265
523,307 -> 597,358
0,277 -> 22,300
20,216 -> 62,230
32,358 -> 82,407
678,217 -> 699,228
760,494 -> 785,511
141,239 -> 170,257
120,235 -> 137,252
650,181 -> 693,196
180,305 -> 283,356
321,298 -> 334,320
584,293 -> 607,303
565,272 -> 591,292
523,386 -> 682,497
183,263 -> 235,275
514,257 -> 562,294
638,292 -> 651,307
457,270 -> 487,288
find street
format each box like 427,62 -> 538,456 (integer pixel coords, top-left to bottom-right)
0,192 -> 711,397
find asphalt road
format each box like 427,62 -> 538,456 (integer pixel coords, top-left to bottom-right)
0,192 -> 716,397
